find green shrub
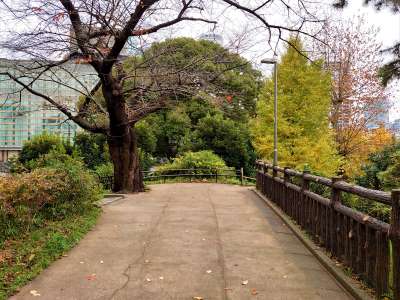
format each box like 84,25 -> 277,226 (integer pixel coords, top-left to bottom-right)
156,151 -> 231,175
19,132 -> 74,169
0,153 -> 102,242
139,148 -> 155,171
74,132 -> 110,169
378,151 -> 400,190
94,163 -> 114,190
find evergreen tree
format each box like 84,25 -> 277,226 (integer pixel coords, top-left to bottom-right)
250,38 -> 341,175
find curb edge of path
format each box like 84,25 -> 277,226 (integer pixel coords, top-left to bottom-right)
99,194 -> 127,206
251,188 -> 373,300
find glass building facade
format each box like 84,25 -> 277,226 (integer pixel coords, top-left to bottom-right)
0,59 -> 97,161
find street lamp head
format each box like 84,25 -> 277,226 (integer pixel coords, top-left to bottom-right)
261,58 -> 277,64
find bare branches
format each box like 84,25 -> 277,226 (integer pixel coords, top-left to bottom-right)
132,17 -> 216,37
220,0 -> 323,47
0,68 -> 108,134
0,0 -> 323,138
311,16 -> 390,159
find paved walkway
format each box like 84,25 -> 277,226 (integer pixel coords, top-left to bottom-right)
12,184 -> 352,300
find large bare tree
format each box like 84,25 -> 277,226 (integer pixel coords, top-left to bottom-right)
0,0 -> 321,192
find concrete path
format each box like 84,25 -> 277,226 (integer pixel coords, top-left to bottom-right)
11,184 -> 352,300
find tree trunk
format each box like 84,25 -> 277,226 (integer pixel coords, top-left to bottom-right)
108,126 -> 144,193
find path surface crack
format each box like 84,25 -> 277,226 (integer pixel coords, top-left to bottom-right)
109,195 -> 172,299
206,187 -> 228,300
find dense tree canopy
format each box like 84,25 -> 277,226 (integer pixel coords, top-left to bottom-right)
128,38 -> 261,174
251,38 -> 341,175
136,98 -> 256,175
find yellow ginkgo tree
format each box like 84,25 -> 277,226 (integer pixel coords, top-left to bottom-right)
250,38 -> 341,176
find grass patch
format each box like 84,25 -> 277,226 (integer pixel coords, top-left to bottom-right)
0,206 -> 101,300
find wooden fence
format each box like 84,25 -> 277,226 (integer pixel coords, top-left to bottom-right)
143,168 -> 255,185
256,161 -> 400,299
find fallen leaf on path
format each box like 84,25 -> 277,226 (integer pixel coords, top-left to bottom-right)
283,275 -> 288,279
146,278 -> 152,282
28,254 -> 35,262
159,276 -> 164,280
30,290 -> 41,297
206,270 -> 212,274
202,238 -> 206,241
193,297 -> 204,300
79,261 -> 84,264
251,288 -> 258,295
242,280 -> 248,285
144,259 -> 150,263
62,254 -> 68,257
100,260 -> 104,264
86,274 -> 96,281
224,288 -> 233,291
0,250 -> 12,263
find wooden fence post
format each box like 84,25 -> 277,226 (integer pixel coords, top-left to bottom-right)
390,189 -> 400,300
330,176 -> 342,257
240,167 -> 244,186
283,167 -> 291,213
300,171 -> 310,228
263,164 -> 268,195
273,165 -> 278,178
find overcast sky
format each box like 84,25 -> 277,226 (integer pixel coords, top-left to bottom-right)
1,0 -> 399,119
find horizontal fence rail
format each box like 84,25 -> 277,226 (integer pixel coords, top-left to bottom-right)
255,161 -> 400,300
142,168 -> 256,185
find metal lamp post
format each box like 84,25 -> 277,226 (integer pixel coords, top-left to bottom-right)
261,58 -> 278,166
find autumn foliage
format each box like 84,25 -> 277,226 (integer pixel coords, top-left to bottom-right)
313,17 -> 392,177
342,126 -> 394,177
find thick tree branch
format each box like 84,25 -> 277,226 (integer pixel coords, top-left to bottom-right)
131,17 -> 217,36
60,0 -> 102,71
78,80 -> 108,115
102,0 -> 159,73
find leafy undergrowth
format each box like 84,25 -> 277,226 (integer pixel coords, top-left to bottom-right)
0,207 -> 101,300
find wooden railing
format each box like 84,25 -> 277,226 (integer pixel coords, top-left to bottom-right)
256,161 -> 400,299
143,168 -> 256,185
